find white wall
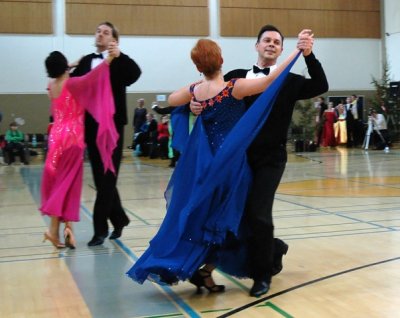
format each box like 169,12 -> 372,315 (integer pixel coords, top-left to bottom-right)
0,0 -> 394,94
384,0 -> 400,81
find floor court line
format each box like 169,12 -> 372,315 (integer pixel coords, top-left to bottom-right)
113,239 -> 202,318
81,203 -> 202,318
274,197 -> 399,230
217,256 -> 400,317
124,207 -> 151,225
333,213 -> 397,230
260,302 -> 294,318
281,229 -> 392,241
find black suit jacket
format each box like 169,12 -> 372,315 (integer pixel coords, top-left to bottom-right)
224,52 -> 328,164
71,52 -> 141,127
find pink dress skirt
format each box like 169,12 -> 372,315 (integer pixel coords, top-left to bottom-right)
40,85 -> 85,222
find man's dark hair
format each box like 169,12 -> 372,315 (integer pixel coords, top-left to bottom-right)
45,51 -> 68,78
256,24 -> 284,43
98,21 -> 119,42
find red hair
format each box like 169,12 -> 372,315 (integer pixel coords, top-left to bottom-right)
191,39 -> 223,77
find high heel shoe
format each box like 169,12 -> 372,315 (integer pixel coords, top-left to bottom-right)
43,232 -> 65,249
64,226 -> 76,249
189,268 -> 225,294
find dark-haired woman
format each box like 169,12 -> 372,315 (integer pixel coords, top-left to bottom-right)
41,51 -> 116,248
127,39 -> 300,290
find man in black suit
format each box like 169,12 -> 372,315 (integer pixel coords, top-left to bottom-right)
191,25 -> 328,297
71,21 -> 142,246
345,96 -> 355,147
350,94 -> 364,146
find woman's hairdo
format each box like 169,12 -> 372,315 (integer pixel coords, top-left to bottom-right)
191,39 -> 223,77
45,51 -> 68,78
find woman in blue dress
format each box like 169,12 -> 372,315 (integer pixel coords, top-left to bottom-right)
127,39 -> 300,292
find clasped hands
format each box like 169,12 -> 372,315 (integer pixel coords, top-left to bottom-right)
297,29 -> 314,56
106,41 -> 120,64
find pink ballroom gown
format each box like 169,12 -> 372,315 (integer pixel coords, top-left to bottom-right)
40,61 -> 118,222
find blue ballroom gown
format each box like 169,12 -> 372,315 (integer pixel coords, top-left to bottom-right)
127,54 -> 300,285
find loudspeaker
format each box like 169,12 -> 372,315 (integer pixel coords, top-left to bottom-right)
389,81 -> 400,98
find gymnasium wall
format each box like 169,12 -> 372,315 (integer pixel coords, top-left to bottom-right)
0,0 -> 397,145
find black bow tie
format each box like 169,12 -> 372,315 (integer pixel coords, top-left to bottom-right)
253,65 -> 270,75
93,53 -> 103,59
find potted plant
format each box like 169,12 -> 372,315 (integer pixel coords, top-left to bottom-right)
370,62 -> 400,141
290,99 -> 317,152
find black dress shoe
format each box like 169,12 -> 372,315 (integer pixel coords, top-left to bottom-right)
249,280 -> 270,297
272,239 -> 289,276
109,220 -> 130,240
87,236 -> 105,246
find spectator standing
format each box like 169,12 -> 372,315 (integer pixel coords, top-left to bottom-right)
133,98 -> 147,133
350,94 -> 364,146
321,102 -> 337,147
370,109 -> 391,150
335,103 -> 347,145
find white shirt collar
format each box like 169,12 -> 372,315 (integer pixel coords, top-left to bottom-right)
91,50 -> 108,69
93,50 -> 109,58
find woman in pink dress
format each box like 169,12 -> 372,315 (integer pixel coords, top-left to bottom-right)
321,101 -> 337,147
41,51 -> 117,248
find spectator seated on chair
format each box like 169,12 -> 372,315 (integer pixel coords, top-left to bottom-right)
3,122 -> 28,165
132,113 -> 158,156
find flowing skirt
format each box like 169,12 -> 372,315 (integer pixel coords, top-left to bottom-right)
334,119 -> 347,144
40,146 -> 83,222
321,112 -> 337,147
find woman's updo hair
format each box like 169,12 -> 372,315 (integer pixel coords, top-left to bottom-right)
191,39 -> 223,77
45,51 -> 68,78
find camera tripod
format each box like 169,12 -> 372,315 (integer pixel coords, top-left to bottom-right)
363,117 -> 388,151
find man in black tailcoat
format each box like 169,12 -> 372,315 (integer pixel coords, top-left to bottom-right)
71,21 -> 142,246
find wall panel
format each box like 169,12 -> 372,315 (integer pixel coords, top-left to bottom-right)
0,0 -> 52,34
66,0 -> 209,36
221,0 -> 380,11
220,0 -> 381,38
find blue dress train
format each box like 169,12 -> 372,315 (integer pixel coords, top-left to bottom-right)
127,54 -> 300,285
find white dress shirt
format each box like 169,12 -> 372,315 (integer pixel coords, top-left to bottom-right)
91,50 -> 109,70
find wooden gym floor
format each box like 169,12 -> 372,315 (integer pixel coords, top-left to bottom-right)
1,146 -> 399,318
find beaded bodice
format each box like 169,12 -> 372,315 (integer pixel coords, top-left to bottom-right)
190,79 -> 246,153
